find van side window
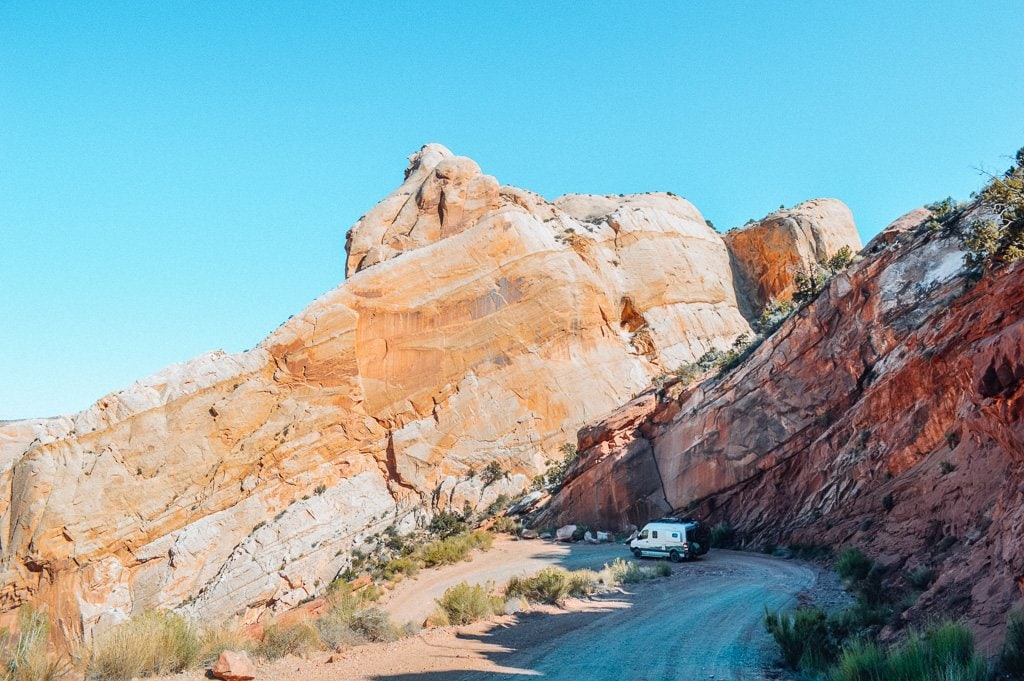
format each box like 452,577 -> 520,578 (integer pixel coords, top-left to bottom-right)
671,532 -> 679,539
639,530 -> 649,539
652,530 -> 658,539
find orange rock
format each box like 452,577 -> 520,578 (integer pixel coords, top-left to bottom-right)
0,143 -> 854,644
211,650 -> 256,681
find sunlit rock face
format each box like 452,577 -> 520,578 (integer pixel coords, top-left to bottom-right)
543,204 -> 1022,651
0,143 -> 856,643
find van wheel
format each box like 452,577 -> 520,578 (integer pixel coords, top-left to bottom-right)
669,550 -> 681,563
632,548 -> 643,559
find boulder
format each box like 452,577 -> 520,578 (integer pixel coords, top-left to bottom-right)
555,525 -> 577,542
519,528 -> 538,539
596,531 -> 613,543
211,650 -> 256,681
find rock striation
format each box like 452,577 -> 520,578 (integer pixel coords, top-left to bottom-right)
541,203 -> 1023,650
0,144 -> 859,643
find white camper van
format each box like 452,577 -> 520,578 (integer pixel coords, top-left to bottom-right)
628,517 -> 709,562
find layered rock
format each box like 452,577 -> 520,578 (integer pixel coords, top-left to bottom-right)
0,144 -> 857,643
542,204 -> 1023,649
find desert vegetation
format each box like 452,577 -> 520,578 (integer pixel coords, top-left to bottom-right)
766,546 -> 1024,679
434,557 -> 672,625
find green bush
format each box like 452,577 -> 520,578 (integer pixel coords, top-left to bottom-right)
481,461 -> 507,486
87,611 -> 201,680
764,607 -> 833,670
999,611 -> 1024,678
835,548 -> 872,583
428,510 -> 467,539
435,583 -> 502,625
380,555 -> 419,580
419,531 -> 493,567
832,622 -> 988,681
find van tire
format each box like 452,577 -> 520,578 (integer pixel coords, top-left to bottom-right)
669,550 -> 681,563
632,548 -> 643,559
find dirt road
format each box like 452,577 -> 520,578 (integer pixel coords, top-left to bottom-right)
182,545 -> 818,681
382,538 -> 625,625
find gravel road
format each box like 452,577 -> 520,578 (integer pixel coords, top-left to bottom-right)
371,549 -> 815,681
158,543 -> 818,681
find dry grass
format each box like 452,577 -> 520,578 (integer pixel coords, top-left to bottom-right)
0,606 -> 71,681
85,611 -> 200,680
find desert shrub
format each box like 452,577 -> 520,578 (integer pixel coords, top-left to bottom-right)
197,621 -> 255,664
793,262 -> 829,303
831,639 -> 888,681
764,607 -> 833,670
600,557 -> 670,584
435,583 -> 502,625
483,494 -> 512,518
0,606 -> 70,681
86,611 -> 201,680
906,566 -> 935,591
567,569 -> 600,596
826,621 -> 988,681
538,443 -> 580,489
825,245 -> 855,274
963,148 -> 1024,271
380,555 -> 419,580
835,548 -> 872,583
256,620 -> 324,660
999,611 -> 1024,678
349,607 -> 398,643
709,522 -> 737,548
757,297 -> 796,334
428,510 -> 467,539
313,610 -> 363,651
940,460 -> 957,475
481,461 -> 506,486
828,597 -> 891,640
489,516 -> 520,534
505,568 -> 572,604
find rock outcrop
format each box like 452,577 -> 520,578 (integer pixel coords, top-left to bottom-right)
0,144 -> 858,643
542,203 -> 1023,650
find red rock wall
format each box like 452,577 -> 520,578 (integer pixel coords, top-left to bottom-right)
544,209 -> 1024,650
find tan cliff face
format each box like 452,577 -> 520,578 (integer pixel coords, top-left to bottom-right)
0,144 -> 859,643
542,204 -> 1023,650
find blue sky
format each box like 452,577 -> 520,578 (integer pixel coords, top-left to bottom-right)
2,2 -> 1022,419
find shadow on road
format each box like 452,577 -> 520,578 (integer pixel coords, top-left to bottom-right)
369,592 -> 633,681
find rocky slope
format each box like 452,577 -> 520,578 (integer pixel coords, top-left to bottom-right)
541,202 -> 1023,649
0,144 -> 859,643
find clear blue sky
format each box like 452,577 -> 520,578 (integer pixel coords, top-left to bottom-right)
2,3 -> 1022,419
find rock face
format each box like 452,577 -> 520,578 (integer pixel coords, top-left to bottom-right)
724,199 -> 858,312
0,144 -> 858,643
542,204 -> 1023,649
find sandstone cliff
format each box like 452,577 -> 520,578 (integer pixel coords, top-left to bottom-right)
0,144 -> 859,642
542,202 -> 1023,649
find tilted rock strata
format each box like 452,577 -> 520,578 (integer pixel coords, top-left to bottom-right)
543,206 -> 1023,650
0,144 -> 857,643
